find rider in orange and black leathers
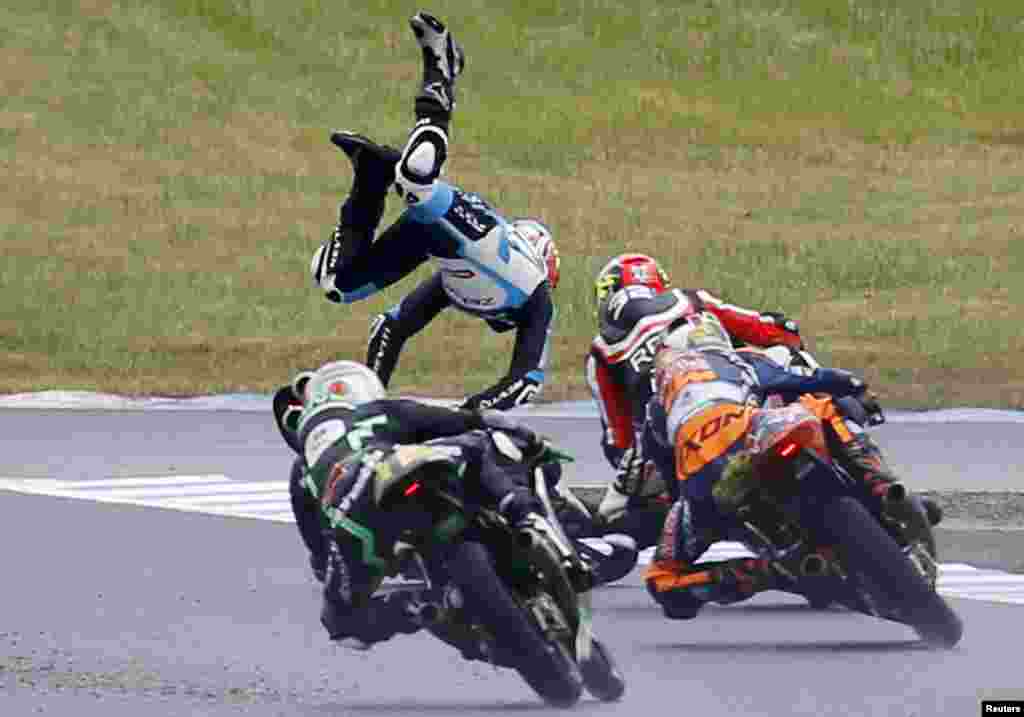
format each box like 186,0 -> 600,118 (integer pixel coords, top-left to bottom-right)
583,254 -> 803,547
640,313 -> 920,620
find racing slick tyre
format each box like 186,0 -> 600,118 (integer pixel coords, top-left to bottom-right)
819,497 -> 963,649
446,541 -> 584,708
579,637 -> 626,702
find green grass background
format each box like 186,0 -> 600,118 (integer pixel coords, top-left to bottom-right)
3,0 -> 1024,407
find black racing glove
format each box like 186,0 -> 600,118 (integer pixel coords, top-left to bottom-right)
272,385 -> 304,454
858,391 -> 886,426
845,372 -> 868,397
321,593 -> 420,647
613,444 -> 645,497
819,368 -> 868,398
459,374 -> 542,412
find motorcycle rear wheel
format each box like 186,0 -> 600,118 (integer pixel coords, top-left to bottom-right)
446,541 -> 584,708
819,497 -> 963,649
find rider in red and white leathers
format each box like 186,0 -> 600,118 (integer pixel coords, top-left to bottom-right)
583,254 -> 803,547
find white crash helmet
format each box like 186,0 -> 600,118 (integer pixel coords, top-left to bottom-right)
510,218 -> 560,289
661,312 -> 733,354
300,360 -> 386,411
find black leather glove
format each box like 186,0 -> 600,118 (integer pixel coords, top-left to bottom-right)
460,374 -> 542,411
858,391 -> 886,426
614,444 -> 646,497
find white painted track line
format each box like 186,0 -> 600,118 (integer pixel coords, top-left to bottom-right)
2,475 -> 1022,605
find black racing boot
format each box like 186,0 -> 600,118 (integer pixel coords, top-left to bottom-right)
877,482 -> 938,558
709,558 -> 788,605
842,442 -> 941,553
409,12 -> 464,116
832,430 -> 943,527
366,311 -> 403,388
326,131 -> 401,266
648,582 -> 704,621
329,131 -> 401,198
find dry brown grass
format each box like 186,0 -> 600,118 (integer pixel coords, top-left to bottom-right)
14,106 -> 1024,399
5,15 -> 1024,407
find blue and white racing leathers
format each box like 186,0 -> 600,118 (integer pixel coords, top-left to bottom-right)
314,165 -> 553,411
311,43 -> 554,411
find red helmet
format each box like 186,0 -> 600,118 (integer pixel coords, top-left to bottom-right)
594,253 -> 670,313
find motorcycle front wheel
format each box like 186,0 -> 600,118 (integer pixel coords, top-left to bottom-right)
819,496 -> 963,649
579,637 -> 626,702
445,541 -> 584,708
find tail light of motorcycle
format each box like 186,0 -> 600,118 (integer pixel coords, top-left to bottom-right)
403,481 -> 423,497
777,441 -> 800,458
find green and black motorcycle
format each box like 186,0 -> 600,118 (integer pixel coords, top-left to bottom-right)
348,433 -> 626,708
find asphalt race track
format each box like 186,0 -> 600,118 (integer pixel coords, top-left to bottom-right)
2,405 -> 1023,715
2,405 -> 1023,491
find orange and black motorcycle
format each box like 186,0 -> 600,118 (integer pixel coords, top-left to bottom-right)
710,401 -> 963,648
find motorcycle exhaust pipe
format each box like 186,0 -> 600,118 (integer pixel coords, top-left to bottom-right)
800,553 -> 829,577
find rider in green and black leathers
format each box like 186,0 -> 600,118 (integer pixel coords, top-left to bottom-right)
274,360 -> 555,650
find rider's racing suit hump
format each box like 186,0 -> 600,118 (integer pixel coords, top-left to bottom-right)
298,399 -> 487,503
654,349 -> 757,447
